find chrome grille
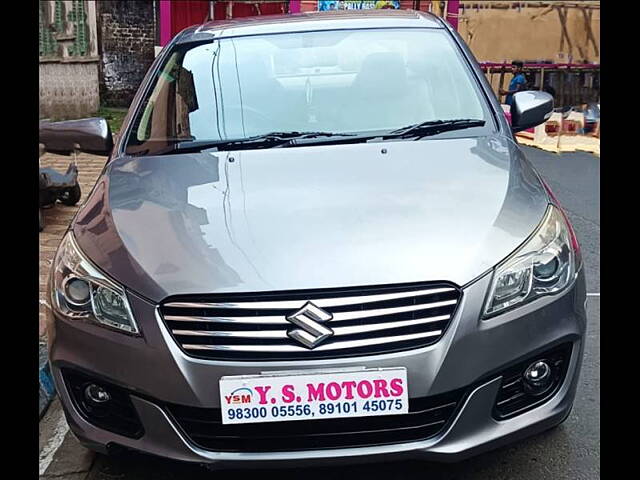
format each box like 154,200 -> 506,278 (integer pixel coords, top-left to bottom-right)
160,282 -> 461,361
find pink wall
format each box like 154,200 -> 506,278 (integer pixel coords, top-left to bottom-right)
446,0 -> 459,30
159,0 -> 172,46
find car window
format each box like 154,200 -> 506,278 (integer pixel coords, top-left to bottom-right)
126,28 -> 491,155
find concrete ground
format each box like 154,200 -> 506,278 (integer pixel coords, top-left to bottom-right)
39,146 -> 600,479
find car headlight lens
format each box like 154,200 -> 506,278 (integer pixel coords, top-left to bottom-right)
50,232 -> 139,334
483,205 -> 579,318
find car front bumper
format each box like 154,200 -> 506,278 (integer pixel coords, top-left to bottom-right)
46,269 -> 587,468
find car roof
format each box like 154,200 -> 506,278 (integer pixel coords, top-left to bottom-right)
176,9 -> 444,43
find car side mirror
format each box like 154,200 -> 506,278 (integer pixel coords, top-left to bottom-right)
39,117 -> 114,156
511,91 -> 554,133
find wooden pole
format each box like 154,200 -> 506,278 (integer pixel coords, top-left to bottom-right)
432,1 -> 443,17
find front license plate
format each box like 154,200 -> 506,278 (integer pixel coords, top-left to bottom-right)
219,367 -> 408,425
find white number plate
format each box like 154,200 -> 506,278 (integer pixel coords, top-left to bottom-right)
219,367 -> 408,425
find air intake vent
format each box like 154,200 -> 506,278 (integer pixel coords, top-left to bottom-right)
166,388 -> 465,452
493,343 -> 572,420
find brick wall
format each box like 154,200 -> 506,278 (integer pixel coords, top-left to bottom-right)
97,0 -> 156,108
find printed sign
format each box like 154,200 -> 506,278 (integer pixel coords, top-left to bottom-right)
318,1 -> 401,11
219,367 -> 409,425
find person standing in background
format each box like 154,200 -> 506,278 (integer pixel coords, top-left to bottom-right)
499,60 -> 527,108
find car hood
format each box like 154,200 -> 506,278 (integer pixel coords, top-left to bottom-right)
73,135 -> 549,303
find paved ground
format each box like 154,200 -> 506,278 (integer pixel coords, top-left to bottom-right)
39,153 -> 109,418
39,153 -> 108,337
522,147 -> 600,293
39,145 -> 600,479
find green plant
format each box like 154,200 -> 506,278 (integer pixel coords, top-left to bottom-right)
97,107 -> 128,134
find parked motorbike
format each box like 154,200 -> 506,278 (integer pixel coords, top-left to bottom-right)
39,118 -> 113,232
38,161 -> 81,232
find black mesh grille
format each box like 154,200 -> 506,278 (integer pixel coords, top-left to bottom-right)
62,369 -> 144,439
166,388 -> 466,452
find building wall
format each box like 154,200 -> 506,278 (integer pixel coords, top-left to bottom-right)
458,2 -> 600,64
299,1 -> 599,64
39,61 -> 100,119
39,0 -> 100,119
97,1 -> 157,108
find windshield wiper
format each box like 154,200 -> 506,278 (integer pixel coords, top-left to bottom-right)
388,119 -> 486,139
229,130 -> 357,148
151,131 -> 356,154
146,121 -> 486,156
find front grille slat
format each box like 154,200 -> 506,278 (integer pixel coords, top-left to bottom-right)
182,330 -> 444,353
173,329 -> 288,338
161,282 -> 461,361
172,315 -> 451,340
164,286 -> 457,310
164,315 -> 290,326
165,315 -> 288,324
333,315 -> 449,334
164,300 -> 455,325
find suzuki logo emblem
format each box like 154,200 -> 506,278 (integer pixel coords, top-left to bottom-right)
286,302 -> 333,349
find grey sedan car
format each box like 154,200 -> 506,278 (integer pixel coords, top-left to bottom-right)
44,9 -> 586,469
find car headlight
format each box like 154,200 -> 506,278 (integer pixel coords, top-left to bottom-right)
50,232 -> 139,334
483,205 -> 581,318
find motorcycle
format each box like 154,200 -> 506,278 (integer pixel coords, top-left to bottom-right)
38,117 -> 113,232
39,120 -> 83,232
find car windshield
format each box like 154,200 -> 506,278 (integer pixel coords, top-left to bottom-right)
125,28 -> 492,155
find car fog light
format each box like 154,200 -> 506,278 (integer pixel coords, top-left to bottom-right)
84,384 -> 111,404
523,360 -> 552,394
